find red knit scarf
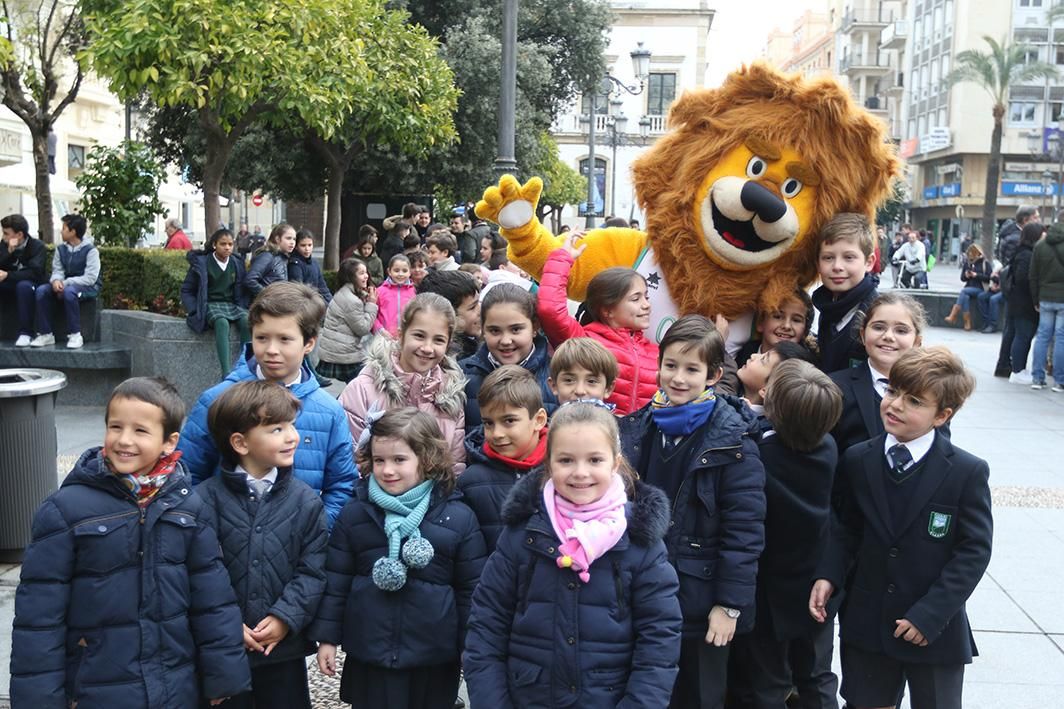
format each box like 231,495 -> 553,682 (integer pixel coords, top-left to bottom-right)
482,427 -> 548,471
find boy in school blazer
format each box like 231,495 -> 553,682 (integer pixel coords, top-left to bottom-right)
811,347 -> 992,709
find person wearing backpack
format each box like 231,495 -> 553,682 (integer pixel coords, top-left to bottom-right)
1003,223 -> 1042,385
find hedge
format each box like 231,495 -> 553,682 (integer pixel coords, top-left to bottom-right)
44,245 -> 340,316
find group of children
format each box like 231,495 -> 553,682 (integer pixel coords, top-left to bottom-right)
10,211 -> 992,709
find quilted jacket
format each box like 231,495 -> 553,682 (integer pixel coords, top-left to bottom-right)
464,474 -> 682,709
244,251 -> 288,297
458,336 -> 558,428
536,248 -> 659,414
177,345 -> 357,526
318,284 -> 378,365
9,449 -> 251,708
196,464 -> 329,667
308,478 -> 487,669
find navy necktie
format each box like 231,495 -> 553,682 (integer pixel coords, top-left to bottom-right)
887,443 -> 914,482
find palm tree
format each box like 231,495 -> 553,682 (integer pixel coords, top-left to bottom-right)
945,37 -> 1057,256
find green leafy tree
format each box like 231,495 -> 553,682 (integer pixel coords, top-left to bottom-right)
302,3 -> 459,268
0,0 -> 87,242
945,36 -> 1057,255
84,0 -> 369,236
75,142 -> 166,247
532,132 -> 586,232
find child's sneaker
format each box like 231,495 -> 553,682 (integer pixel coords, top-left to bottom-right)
29,333 -> 55,347
1009,370 -> 1033,385
66,333 -> 84,349
1030,379 -> 1046,390
14,334 -> 31,347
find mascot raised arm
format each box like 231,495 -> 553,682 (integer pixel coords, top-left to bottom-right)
475,63 -> 900,351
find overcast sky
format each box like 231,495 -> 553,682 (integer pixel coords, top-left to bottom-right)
705,0 -> 826,86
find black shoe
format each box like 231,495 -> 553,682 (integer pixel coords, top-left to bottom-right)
994,367 -> 1011,378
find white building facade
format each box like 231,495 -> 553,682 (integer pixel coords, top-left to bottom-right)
551,1 -> 715,228
0,72 -> 208,245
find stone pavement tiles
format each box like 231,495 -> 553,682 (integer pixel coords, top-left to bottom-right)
4,325 -> 1063,705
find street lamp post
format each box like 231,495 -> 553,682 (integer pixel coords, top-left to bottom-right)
583,42 -> 652,228
494,0 -> 519,179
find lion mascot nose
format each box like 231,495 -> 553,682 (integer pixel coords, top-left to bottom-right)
740,181 -> 787,224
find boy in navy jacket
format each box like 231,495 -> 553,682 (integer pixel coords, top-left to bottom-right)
729,360 -> 844,708
811,346 -> 992,709
10,377 -> 251,708
619,315 -> 766,709
459,365 -> 548,552
199,380 -> 329,709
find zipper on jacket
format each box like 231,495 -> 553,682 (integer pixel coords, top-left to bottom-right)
612,560 -> 627,615
629,331 -> 640,413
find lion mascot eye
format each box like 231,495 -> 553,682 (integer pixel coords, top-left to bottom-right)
781,178 -> 803,198
745,156 -> 767,179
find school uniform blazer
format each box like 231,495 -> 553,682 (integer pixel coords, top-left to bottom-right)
829,364 -> 884,459
820,432 -> 993,665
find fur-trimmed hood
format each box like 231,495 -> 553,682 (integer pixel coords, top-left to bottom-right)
500,472 -> 670,548
363,334 -> 466,418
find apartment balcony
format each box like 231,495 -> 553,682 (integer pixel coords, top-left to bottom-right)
863,96 -> 889,121
550,112 -> 667,137
841,8 -> 890,33
838,52 -> 893,77
885,72 -> 905,96
880,21 -> 908,50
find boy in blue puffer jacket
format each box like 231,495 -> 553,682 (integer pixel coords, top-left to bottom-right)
619,315 -> 766,709
178,282 -> 356,527
10,377 -> 251,709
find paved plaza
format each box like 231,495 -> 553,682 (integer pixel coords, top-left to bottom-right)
2,308 -> 1062,707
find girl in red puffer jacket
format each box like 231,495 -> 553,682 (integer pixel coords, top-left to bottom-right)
537,233 -> 659,414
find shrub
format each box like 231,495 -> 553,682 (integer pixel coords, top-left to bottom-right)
75,142 -> 168,247
44,244 -> 190,314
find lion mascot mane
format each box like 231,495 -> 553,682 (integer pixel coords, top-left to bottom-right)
475,63 -> 900,348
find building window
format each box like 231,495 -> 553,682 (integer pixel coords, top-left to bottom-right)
1009,101 -> 1038,124
1050,101 -> 1064,121
1022,48 -> 1041,64
1019,0 -> 1044,7
579,157 -> 607,216
646,72 -> 677,116
67,144 -> 85,178
908,118 -> 917,140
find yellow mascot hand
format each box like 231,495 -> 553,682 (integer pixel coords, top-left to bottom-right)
475,175 -> 543,229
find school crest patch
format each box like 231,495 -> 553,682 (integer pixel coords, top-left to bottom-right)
928,511 -> 951,538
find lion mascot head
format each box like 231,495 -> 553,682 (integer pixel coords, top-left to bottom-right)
631,63 -> 900,320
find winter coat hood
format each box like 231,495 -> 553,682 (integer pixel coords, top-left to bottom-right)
362,334 -> 466,419
501,471 -> 671,549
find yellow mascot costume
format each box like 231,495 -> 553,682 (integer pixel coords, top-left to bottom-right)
475,63 -> 900,350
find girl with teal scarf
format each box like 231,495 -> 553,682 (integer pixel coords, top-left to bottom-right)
311,408 -> 487,709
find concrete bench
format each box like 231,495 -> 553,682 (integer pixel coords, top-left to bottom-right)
905,289 -> 1005,331
0,342 -> 131,405
101,310 -> 243,407
0,295 -> 101,343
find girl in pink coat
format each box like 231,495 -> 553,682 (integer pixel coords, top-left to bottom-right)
537,233 -> 659,415
373,254 -> 417,337
341,292 -> 468,473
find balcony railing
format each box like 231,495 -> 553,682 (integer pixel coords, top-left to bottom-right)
551,112 -> 668,135
842,8 -> 891,31
838,52 -> 891,73
880,20 -> 908,49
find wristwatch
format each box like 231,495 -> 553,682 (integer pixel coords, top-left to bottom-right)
721,607 -> 741,620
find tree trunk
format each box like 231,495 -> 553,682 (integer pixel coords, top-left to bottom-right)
324,160 -> 345,270
31,130 -> 55,243
981,105 -> 1004,258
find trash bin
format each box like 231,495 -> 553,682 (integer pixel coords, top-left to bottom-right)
0,368 -> 67,562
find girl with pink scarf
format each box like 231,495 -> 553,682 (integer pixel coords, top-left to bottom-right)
464,402 -> 683,707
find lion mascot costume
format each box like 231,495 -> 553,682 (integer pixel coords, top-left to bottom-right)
475,63 -> 900,352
